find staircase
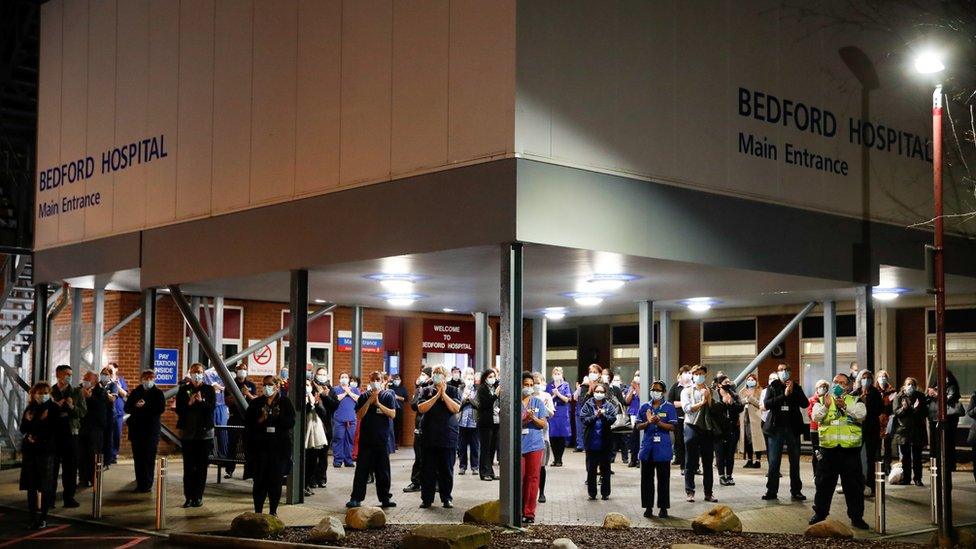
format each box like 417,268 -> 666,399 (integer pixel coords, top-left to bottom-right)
0,254 -> 39,466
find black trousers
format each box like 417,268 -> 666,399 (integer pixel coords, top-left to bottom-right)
224,423 -> 244,475
410,431 -> 425,485
810,431 -> 820,475
79,430 -> 103,485
683,424 -> 714,496
585,448 -> 611,498
131,433 -> 160,491
551,436 -> 567,465
352,444 -> 392,503
813,446 -> 864,521
305,446 -> 329,487
252,451 -> 288,514
863,433 -> 880,491
899,443 -> 924,482
881,434 -> 893,474
27,488 -> 53,520
53,434 -> 78,501
478,425 -> 498,478
611,432 -> 630,462
928,418 -> 959,471
421,445 -> 454,504
629,430 -> 640,464
716,431 -> 738,477
640,460 -> 670,510
672,419 -> 685,466
182,439 -> 213,501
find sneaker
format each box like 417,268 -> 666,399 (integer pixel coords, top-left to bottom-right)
443,501 -> 454,509
703,495 -> 718,503
191,499 -> 203,507
33,520 -> 47,530
851,518 -> 870,530
727,477 -> 736,486
403,483 -> 421,493
459,469 -> 466,475
182,499 -> 192,508
761,493 -> 778,501
601,495 -> 609,501
345,500 -> 361,508
380,501 -> 397,508
686,493 -> 695,502
538,494 -> 546,503
809,514 -> 826,525
791,493 -> 807,501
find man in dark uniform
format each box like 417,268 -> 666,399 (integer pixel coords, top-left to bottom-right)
79,370 -> 109,488
403,366 -> 433,493
417,365 -> 462,508
50,365 -> 86,508
175,363 -> 217,508
762,363 -> 809,501
224,364 -> 258,479
124,369 -> 166,492
346,371 -> 398,508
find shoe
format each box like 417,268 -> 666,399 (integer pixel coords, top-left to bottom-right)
686,493 -> 695,502
317,482 -> 327,488
704,495 -> 718,502
403,483 -> 421,493
182,499 -> 192,508
538,494 -> 546,503
480,476 -> 492,481
380,501 -> 397,508
63,499 -> 80,508
33,520 -> 47,530
609,470 -> 615,475
334,464 -> 342,469
522,516 -> 535,525
643,508 -> 654,518
791,493 -> 807,501
728,477 -> 736,486
658,509 -> 669,518
459,469 -> 466,475
443,501 -> 454,509
628,462 -> 638,468
574,448 -> 584,453
345,500 -> 361,508
304,488 -> 314,497
345,462 -> 355,468
809,514 -> 826,525
719,476 -> 729,486
419,502 -> 432,508
588,495 -> 597,501
851,518 -> 870,530
761,493 -> 778,501
913,480 -> 924,487
601,495 -> 609,501
191,499 -> 203,507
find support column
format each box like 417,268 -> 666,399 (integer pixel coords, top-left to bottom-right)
351,306 -> 363,379
287,270 -> 309,504
499,242 -> 523,528
824,301 -> 837,379
855,285 -> 875,373
531,317 -> 547,374
31,282 -> 48,384
213,296 -> 225,359
140,289 -> 157,373
188,296 -> 201,366
91,287 -> 105,372
659,310 -> 674,387
474,312 -> 490,372
638,301 -> 653,403
70,287 -> 83,382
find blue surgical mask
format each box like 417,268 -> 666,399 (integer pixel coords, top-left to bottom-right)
315,374 -> 328,384
39,394 -> 51,403
693,374 -> 705,384
340,377 -> 349,386
778,371 -> 790,382
746,379 -> 757,388
279,369 -> 289,380
522,387 -> 534,397
100,374 -> 111,384
264,385 -> 276,397
142,380 -> 155,390
594,392 -> 606,401
192,373 -> 204,383
432,374 -> 445,384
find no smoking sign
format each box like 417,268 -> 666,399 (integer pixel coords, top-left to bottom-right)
248,339 -> 278,376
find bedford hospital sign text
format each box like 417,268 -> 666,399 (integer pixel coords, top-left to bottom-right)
736,87 -> 931,176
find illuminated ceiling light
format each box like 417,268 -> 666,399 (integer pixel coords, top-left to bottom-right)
442,308 -> 455,313
574,295 -> 604,306
584,273 -> 641,292
386,297 -> 415,307
680,297 -> 720,313
314,299 -> 327,304
365,273 -> 428,283
872,287 -> 910,301
914,50 -> 945,74
545,310 -> 566,320
380,279 -> 415,293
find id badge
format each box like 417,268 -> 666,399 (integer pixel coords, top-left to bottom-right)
652,436 -> 661,443
780,405 -> 789,411
521,428 -> 529,435
376,407 -> 383,414
266,427 -> 276,433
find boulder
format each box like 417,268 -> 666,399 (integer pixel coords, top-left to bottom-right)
345,506 -> 386,530
602,512 -> 631,529
309,516 -> 346,542
402,524 -> 492,549
804,518 -> 853,539
229,512 -> 284,539
690,505 -> 742,534
552,538 -> 579,549
463,500 -> 500,525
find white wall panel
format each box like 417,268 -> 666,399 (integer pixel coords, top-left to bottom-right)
391,0 -> 449,176
84,0 -> 117,238
35,1 -> 63,248
212,0 -> 253,213
144,0 -> 179,227
113,0 -> 149,233
339,0 -> 392,185
57,0 -> 88,243
175,0 -> 214,219
250,0 -> 297,204
295,0 -> 341,195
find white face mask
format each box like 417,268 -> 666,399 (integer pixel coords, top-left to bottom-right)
373,381 -> 384,392
100,374 -> 111,384
681,373 -> 692,384
236,370 -> 247,379
464,378 -> 474,386
487,376 -> 497,385
315,374 -> 328,384
611,377 -> 621,387
601,374 -> 610,383
264,385 -> 276,397
143,380 -> 155,390
417,375 -> 428,385
350,381 -> 359,388
861,378 -> 871,387
191,373 -> 204,383
339,377 -> 349,386
905,385 -> 915,395
878,376 -> 888,386
594,392 -> 606,401
553,375 -> 563,383
393,379 -> 401,386
650,390 -> 663,401
588,372 -> 599,382
452,372 -> 460,381
533,384 -> 542,394
817,386 -> 828,396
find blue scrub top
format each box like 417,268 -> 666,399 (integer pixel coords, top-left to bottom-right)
204,369 -> 226,406
331,385 -> 361,422
638,401 -> 676,463
521,396 -> 550,454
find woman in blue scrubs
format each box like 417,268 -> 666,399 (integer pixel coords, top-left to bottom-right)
545,367 -> 572,466
331,373 -> 360,467
638,380 -> 676,518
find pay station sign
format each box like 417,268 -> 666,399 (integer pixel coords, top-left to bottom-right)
248,339 -> 278,376
153,348 -> 179,385
422,319 -> 475,354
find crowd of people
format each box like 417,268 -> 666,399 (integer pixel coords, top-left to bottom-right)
18,359 -> 976,531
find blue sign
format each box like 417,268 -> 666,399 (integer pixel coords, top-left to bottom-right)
153,348 -> 179,385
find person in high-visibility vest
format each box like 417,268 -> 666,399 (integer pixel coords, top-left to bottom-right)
808,373 -> 871,530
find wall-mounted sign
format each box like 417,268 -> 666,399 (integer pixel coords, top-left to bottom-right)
337,330 -> 383,353
153,348 -> 179,385
422,319 -> 475,354
248,339 -> 278,376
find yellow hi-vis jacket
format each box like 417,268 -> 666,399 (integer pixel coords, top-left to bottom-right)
815,394 -> 864,449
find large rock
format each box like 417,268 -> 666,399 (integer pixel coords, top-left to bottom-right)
463,500 -> 500,525
402,524 -> 492,549
602,512 -> 631,529
229,512 -> 284,539
690,505 -> 742,534
345,506 -> 386,530
309,516 -> 346,542
552,539 -> 579,549
804,519 -> 853,539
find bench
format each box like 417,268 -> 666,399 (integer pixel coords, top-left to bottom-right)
208,424 -> 246,483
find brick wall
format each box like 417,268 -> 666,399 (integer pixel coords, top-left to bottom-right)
896,307 -> 926,386
678,319 -> 701,367
755,314 -> 800,384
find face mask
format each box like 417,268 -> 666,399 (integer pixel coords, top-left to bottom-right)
236,370 -> 247,379
832,384 -> 845,397
57,375 -> 70,385
417,375 -> 428,385
594,392 -> 606,401
38,394 -> 51,403
611,377 -> 621,387
373,381 -> 384,392
878,376 -> 888,386
778,371 -> 790,382
817,386 -> 828,396
746,379 -> 757,388
589,372 -> 599,382
681,373 -> 692,384
650,390 -> 663,401
633,378 -> 640,385
350,381 -> 359,388
533,384 -> 542,394
264,385 -> 276,397
452,373 -> 460,381
522,387 -> 534,397
339,377 -> 349,386
280,369 -> 289,380
905,385 -> 915,395
693,374 -> 705,384
192,373 -> 204,383
465,378 -> 474,386
100,374 -> 111,384
861,378 -> 871,388
393,379 -> 401,386
314,374 -> 327,384
432,374 -> 445,384
553,375 -> 563,383
82,380 -> 92,389
601,374 -> 609,383
142,380 -> 155,390
487,376 -> 497,385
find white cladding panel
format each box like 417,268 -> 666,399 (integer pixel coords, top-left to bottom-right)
35,0 -> 516,249
515,1 -> 973,234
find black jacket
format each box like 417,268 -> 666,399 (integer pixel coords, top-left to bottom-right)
852,385 -> 883,436
245,393 -> 296,458
475,382 -> 498,428
713,385 -> 744,436
893,390 -> 928,446
124,384 -> 166,438
81,384 -> 110,436
927,376 -> 962,421
966,391 -> 976,445
175,382 -> 216,440
762,379 -> 808,436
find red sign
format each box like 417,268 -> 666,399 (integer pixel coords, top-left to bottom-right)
422,319 -> 476,354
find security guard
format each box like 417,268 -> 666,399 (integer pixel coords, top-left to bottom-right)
809,373 -> 870,530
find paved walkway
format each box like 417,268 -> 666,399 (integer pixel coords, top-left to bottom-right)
0,449 -> 973,542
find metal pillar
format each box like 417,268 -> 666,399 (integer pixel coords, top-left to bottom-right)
188,296 -> 201,366
824,301 -> 837,378
168,286 -> 247,417
140,289 -> 157,372
855,285 -> 875,373
638,301 -> 653,403
733,301 -> 817,387
91,288 -> 105,372
659,309 -> 674,386
286,269 -> 309,504
499,242 -> 523,528
351,306 -> 363,379
31,283 -> 48,384
474,312 -> 490,372
213,296 -> 225,359
69,287 -> 83,381
531,317 -> 547,374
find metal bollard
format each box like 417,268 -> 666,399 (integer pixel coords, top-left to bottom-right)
155,457 -> 167,530
874,470 -> 886,534
930,457 -> 938,525
92,453 -> 103,519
